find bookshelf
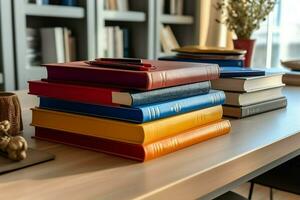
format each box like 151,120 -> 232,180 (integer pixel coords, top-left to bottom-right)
0,0 -> 15,91
155,0 -> 199,58
0,0 -> 199,90
13,0 -> 96,89
96,0 -> 155,59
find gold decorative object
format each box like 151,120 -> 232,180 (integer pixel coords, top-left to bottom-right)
0,120 -> 28,161
0,92 -> 23,136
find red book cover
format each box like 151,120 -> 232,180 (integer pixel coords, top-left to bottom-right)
34,120 -> 231,161
43,60 -> 220,90
28,80 -> 119,106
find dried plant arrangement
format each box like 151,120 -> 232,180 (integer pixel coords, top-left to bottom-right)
216,0 -> 277,39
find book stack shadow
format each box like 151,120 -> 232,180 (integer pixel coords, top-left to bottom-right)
29,59 -> 231,161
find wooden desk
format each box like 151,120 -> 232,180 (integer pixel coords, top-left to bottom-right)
1,87 -> 300,200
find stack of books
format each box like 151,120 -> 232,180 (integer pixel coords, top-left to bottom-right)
159,45 -> 247,67
211,73 -> 287,118
29,58 -> 231,161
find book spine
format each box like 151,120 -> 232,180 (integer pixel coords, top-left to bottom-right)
143,105 -> 223,144
122,28 -> 130,57
148,64 -> 220,90
130,81 -> 211,106
61,0 -> 76,6
28,81 -> 117,105
241,98 -> 287,117
140,90 -> 225,122
144,120 -> 231,161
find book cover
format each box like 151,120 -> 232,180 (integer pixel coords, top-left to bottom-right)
223,97 -> 287,118
29,80 -> 211,106
34,119 -> 231,161
43,60 -> 220,90
159,56 -> 244,67
224,87 -> 284,106
31,105 -> 223,144
38,90 -> 224,123
211,73 -> 284,92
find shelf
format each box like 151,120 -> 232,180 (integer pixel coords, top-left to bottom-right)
103,10 -> 146,22
160,15 -> 194,24
25,4 -> 85,19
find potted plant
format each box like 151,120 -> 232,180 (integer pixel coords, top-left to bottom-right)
216,0 -> 276,67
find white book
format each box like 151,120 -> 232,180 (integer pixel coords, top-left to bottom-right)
170,0 -> 176,15
176,0 -> 184,15
115,27 -> 124,58
107,27 -> 115,57
63,28 -> 70,62
41,27 -> 65,63
116,0 -> 128,11
160,25 -> 180,53
0,72 -> 3,84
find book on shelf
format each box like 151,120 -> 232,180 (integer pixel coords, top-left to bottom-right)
104,26 -> 129,58
35,120 -> 231,161
105,0 -> 128,11
43,59 -> 220,90
27,0 -> 49,5
26,28 -> 41,66
160,25 -> 180,54
28,80 -> 211,106
0,73 -> 3,85
41,27 -> 76,64
38,90 -> 225,123
31,105 -> 224,144
61,0 -> 77,6
211,73 -> 284,92
223,97 -> 287,118
163,0 -> 184,15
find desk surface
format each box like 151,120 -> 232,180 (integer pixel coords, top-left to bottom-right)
1,87 -> 300,200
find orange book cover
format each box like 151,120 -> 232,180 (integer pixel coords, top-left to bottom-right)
34,120 -> 231,161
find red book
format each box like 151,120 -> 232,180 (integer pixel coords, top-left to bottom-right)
28,80 -> 119,106
34,120 -> 231,161
43,59 -> 220,90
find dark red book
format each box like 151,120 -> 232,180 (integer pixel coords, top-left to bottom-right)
34,120 -> 231,161
43,59 -> 220,90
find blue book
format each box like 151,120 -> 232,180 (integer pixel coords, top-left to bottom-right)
159,56 -> 244,67
61,0 -> 77,6
39,90 -> 225,123
220,67 -> 265,77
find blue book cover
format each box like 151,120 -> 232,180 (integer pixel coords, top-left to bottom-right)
39,90 -> 225,123
159,56 -> 244,67
220,67 -> 265,77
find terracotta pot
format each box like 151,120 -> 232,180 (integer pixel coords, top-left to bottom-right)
233,39 -> 256,67
0,92 -> 23,136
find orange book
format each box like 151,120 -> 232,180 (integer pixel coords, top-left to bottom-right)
34,120 -> 231,161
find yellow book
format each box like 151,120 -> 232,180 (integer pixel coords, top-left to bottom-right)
31,106 -> 223,144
